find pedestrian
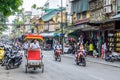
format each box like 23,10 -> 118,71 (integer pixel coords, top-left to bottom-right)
104,42 -> 107,59
93,48 -> 98,58
101,42 -> 104,59
23,40 -> 29,55
89,41 -> 94,56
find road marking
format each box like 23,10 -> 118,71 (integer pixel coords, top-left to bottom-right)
89,74 -> 105,80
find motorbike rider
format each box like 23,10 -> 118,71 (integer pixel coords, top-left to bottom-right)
54,42 -> 62,55
76,43 -> 85,62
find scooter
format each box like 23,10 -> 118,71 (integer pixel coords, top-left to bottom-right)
1,47 -> 12,66
75,51 -> 86,66
67,45 -> 74,54
55,49 -> 61,62
105,53 -> 120,62
0,46 -> 5,62
5,50 -> 23,70
44,44 -> 51,50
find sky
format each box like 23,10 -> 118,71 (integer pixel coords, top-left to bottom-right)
22,0 -> 48,11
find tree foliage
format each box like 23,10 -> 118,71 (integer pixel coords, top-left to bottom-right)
0,0 -> 23,17
32,4 -> 37,9
0,21 -> 8,32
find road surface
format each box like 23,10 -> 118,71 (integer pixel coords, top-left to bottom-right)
0,50 -> 120,80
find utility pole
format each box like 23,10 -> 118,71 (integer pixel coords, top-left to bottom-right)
61,0 -> 64,54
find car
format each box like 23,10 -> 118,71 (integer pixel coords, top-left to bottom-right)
64,43 -> 69,54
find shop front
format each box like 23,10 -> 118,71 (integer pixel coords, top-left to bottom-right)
101,19 -> 120,53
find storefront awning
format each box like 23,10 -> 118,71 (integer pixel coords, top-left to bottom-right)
40,32 -> 55,37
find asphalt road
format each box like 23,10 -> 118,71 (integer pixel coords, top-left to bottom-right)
0,50 -> 120,80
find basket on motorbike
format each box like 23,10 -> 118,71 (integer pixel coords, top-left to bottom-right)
25,34 -> 44,73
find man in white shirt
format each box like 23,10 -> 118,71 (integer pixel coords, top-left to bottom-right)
55,42 -> 62,50
54,42 -> 62,55
30,40 -> 40,49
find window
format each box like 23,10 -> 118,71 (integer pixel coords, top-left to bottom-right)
82,12 -> 86,19
77,13 -> 81,20
117,0 -> 120,12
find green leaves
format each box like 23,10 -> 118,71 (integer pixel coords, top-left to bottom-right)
0,0 -> 23,17
0,24 -> 8,32
32,4 -> 37,9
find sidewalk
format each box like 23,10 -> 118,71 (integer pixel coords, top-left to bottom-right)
62,54 -> 120,68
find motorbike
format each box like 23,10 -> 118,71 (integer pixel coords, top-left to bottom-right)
5,50 -> 23,70
105,52 -> 120,62
105,54 -> 114,62
75,50 -> 86,66
0,46 -> 5,63
1,47 -> 12,66
55,49 -> 62,62
67,45 -> 74,54
44,44 -> 51,50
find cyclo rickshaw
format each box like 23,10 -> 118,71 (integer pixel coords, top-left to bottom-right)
24,34 -> 44,73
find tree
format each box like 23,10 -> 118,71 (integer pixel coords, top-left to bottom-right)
0,21 -> 8,32
0,0 -> 23,17
31,4 -> 37,9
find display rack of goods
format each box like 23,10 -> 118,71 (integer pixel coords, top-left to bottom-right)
107,33 -> 114,52
115,32 -> 120,52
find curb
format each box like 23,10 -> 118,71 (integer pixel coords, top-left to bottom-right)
62,55 -> 120,68
87,59 -> 120,68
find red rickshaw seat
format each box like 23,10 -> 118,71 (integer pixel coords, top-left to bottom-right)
27,49 -> 41,60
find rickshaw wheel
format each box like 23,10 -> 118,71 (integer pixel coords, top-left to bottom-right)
41,63 -> 44,73
25,65 -> 28,73
25,58 -> 28,73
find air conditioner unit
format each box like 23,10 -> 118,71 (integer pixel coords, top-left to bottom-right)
103,6 -> 112,14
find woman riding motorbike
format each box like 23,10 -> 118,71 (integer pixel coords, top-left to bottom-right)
75,43 -> 85,62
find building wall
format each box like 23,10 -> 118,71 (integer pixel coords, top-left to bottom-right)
71,0 -> 90,25
89,0 -> 117,22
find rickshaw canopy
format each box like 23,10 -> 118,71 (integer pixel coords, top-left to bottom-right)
25,34 -> 44,41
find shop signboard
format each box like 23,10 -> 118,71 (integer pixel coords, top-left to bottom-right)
74,18 -> 89,25
102,22 -> 115,30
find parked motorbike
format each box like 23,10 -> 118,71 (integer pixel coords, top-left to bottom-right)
55,49 -> 61,62
44,44 -> 51,50
67,45 -> 74,54
75,51 -> 86,66
1,48 -> 12,66
105,53 -> 120,62
5,50 -> 23,70
0,46 -> 5,63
